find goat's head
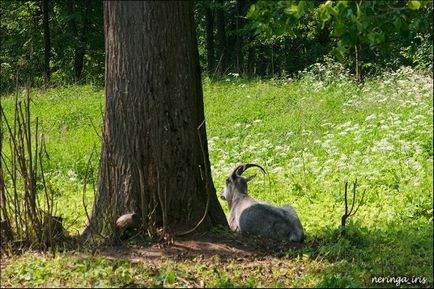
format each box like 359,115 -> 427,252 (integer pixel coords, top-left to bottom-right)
220,163 -> 266,205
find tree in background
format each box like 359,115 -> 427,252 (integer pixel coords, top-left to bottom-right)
42,0 -> 51,87
65,0 -> 91,82
0,0 -> 104,92
0,0 -> 431,92
215,0 -> 228,75
247,0 -> 433,80
82,1 -> 228,241
204,3 -> 215,75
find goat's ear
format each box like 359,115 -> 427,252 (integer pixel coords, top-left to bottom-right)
245,174 -> 257,182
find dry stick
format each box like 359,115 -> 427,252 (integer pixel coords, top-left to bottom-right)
0,155 -> 15,227
16,101 -> 33,242
23,86 -> 42,243
82,147 -> 107,241
156,168 -> 167,236
39,133 -> 56,250
1,106 -> 13,233
137,161 -> 147,232
39,134 -> 51,221
34,117 -> 45,244
130,134 -> 148,236
341,179 -> 365,233
11,71 -> 22,239
212,54 -> 224,79
81,106 -> 107,241
173,119 -> 210,237
341,180 -> 349,228
25,89 -> 42,241
351,187 -> 366,217
349,178 -> 358,215
3,110 -> 21,239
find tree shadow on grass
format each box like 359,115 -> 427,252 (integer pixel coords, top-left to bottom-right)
79,220 -> 432,288
298,221 -> 433,288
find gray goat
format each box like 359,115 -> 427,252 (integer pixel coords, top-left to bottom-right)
220,164 -> 304,242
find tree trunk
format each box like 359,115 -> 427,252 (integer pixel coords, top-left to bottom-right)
83,1 -> 228,240
205,6 -> 215,76
42,0 -> 50,87
256,45 -> 267,76
67,0 -> 89,82
215,0 -> 227,75
247,43 -> 255,77
355,45 -> 363,82
75,0 -> 90,82
234,0 -> 246,74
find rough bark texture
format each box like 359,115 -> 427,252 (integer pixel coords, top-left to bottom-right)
83,1 -> 228,240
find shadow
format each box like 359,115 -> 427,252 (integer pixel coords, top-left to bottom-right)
302,221 -> 433,288
72,220 -> 432,288
94,226 -> 305,263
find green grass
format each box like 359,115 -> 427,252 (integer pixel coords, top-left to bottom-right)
1,65 -> 433,287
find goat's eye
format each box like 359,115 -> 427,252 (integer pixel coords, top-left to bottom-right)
226,178 -> 231,184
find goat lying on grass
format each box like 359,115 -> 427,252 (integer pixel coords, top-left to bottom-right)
220,164 -> 304,242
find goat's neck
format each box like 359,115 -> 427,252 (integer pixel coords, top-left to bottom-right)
229,191 -> 249,210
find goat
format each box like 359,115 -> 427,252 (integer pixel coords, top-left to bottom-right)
220,164 -> 304,242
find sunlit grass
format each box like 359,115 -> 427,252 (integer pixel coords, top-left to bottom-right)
1,65 -> 433,287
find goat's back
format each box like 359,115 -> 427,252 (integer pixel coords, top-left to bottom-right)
238,203 -> 303,242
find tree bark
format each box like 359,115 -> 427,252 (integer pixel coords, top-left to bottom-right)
215,0 -> 227,75
205,5 -> 215,75
42,0 -> 51,87
83,1 -> 228,240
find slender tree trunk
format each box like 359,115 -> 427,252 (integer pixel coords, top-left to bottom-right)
247,43 -> 255,77
355,45 -> 363,82
205,5 -> 215,75
256,45 -> 267,76
74,0 -> 90,81
67,0 -> 89,82
42,0 -> 50,87
245,0 -> 256,77
234,0 -> 246,74
83,1 -> 228,240
215,0 -> 227,75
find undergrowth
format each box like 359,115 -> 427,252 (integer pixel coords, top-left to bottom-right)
1,65 -> 432,288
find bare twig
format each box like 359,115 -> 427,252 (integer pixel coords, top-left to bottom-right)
341,178 -> 366,235
173,119 -> 210,236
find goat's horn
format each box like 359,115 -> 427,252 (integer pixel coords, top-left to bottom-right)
232,163 -> 267,177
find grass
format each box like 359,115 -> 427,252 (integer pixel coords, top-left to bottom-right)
1,65 -> 433,287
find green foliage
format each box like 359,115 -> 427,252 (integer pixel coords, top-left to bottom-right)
247,0 -> 433,77
1,1 -> 431,92
1,252 -> 152,288
0,1 -> 104,93
1,66 -> 433,287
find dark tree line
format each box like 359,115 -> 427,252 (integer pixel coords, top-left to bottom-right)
1,0 -> 432,93
1,0 -> 104,92
195,0 -> 318,77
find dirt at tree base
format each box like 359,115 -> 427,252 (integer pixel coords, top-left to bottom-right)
98,231 -> 304,265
